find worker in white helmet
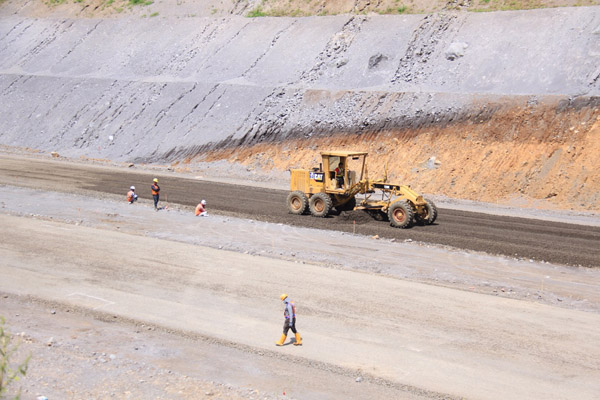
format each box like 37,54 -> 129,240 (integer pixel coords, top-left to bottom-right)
126,186 -> 138,204
276,294 -> 302,346
195,199 -> 208,217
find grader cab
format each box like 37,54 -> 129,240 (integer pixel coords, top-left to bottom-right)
287,151 -> 437,229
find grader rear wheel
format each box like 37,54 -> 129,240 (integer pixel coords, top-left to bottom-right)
388,201 -> 414,229
287,191 -> 308,215
309,192 -> 333,218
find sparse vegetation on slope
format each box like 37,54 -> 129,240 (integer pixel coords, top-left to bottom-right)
2,0 -> 598,18
244,0 -> 599,17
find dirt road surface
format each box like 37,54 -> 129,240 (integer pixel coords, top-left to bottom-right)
1,155 -> 599,268
2,154 -> 600,399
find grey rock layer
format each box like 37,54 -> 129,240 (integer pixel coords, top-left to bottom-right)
0,7 -> 598,162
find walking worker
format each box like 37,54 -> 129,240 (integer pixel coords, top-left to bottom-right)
195,199 -> 208,217
276,294 -> 302,346
126,186 -> 138,204
151,178 -> 160,210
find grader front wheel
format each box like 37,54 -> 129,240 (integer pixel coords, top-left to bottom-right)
388,201 -> 414,229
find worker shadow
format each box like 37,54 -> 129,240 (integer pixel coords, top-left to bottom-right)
283,338 -> 300,346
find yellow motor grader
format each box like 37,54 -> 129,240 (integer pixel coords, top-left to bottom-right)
287,151 -> 437,228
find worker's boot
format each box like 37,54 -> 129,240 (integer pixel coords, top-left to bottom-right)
275,333 -> 287,346
293,332 -> 302,346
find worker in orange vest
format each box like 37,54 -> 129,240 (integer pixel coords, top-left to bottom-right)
126,186 -> 138,204
276,294 -> 302,346
151,178 -> 160,210
334,165 -> 344,189
195,199 -> 208,217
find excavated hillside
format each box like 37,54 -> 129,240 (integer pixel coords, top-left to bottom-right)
0,1 -> 599,211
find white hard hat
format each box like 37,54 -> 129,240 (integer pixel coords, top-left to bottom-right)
201,199 -> 206,205
130,186 -> 135,190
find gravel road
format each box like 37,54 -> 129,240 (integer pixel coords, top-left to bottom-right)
1,155 -> 599,268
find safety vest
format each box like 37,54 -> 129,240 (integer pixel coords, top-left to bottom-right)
127,190 -> 135,201
335,168 -> 343,178
284,301 -> 296,319
151,184 -> 159,195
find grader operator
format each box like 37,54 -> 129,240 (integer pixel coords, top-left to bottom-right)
286,151 -> 437,229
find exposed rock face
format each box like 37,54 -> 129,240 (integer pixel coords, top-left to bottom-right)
0,6 -> 599,209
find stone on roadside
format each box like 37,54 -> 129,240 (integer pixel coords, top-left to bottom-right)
445,42 -> 468,60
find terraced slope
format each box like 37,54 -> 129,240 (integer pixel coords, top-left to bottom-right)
0,3 -> 599,210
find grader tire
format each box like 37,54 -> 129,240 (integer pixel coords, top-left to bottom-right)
287,191 -> 308,215
388,201 -> 414,229
309,192 -> 333,218
417,197 -> 438,225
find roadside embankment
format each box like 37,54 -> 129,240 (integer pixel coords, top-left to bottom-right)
0,6 -> 598,210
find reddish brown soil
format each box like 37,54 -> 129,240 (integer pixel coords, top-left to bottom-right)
200,99 -> 600,212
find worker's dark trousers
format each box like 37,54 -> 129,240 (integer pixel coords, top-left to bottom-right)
153,194 -> 159,209
283,318 -> 297,335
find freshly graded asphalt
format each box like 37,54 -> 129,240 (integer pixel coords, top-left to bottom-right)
2,155 -> 599,268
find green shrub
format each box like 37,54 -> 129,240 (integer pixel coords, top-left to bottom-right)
0,317 -> 30,399
247,6 -> 267,17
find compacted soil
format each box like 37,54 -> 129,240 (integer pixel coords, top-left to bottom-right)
1,154 -> 600,400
